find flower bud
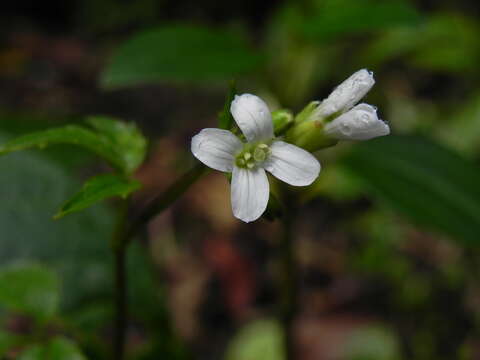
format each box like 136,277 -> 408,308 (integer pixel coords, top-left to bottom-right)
272,109 -> 294,136
324,104 -> 389,140
314,69 -> 375,119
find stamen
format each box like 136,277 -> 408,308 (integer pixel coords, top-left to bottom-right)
235,143 -> 271,169
253,147 -> 266,162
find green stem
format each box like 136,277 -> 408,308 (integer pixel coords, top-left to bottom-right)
126,161 -> 208,240
111,162 -> 207,358
112,198 -> 130,360
279,196 -> 297,360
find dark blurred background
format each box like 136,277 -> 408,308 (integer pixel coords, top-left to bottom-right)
1,0 -> 480,359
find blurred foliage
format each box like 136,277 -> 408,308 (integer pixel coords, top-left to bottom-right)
343,135 -> 480,245
0,263 -> 60,321
344,325 -> 401,360
225,319 -> 284,360
301,0 -> 422,40
101,25 -> 263,89
18,337 -> 86,360
0,139 -> 114,308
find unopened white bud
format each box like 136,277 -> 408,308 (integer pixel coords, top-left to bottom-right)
315,69 -> 375,118
324,104 -> 389,140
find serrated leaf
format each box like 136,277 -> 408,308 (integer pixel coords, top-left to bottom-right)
0,125 -> 124,172
0,117 -> 147,175
0,263 -> 60,320
18,337 -> 86,360
342,135 -> 480,245
86,116 -> 147,174
301,0 -> 421,40
101,25 -> 263,89
55,174 -> 141,219
218,80 -> 237,130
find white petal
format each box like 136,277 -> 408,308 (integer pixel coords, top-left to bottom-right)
263,141 -> 320,186
324,103 -> 390,140
230,93 -> 274,142
191,128 -> 242,172
231,166 -> 269,223
316,69 -> 375,118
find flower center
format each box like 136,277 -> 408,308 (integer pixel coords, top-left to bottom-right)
235,143 -> 271,169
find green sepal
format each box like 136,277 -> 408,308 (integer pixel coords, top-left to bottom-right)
284,119 -> 337,152
294,101 -> 320,124
219,80 -> 237,130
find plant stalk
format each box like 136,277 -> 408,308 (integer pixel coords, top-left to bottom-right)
112,199 -> 129,360
126,162 -> 208,240
279,196 -> 297,360
110,162 -> 207,358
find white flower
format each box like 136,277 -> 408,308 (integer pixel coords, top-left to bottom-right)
305,69 -> 389,141
191,94 -> 320,223
316,69 -> 375,118
324,104 -> 390,140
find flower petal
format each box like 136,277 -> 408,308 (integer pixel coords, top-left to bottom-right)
263,141 -> 320,186
230,94 -> 274,142
231,166 -> 269,223
324,103 -> 390,140
191,128 -> 242,172
316,69 -> 375,118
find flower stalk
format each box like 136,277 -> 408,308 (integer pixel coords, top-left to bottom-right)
109,69 -> 391,358
111,198 -> 130,360
279,195 -> 298,360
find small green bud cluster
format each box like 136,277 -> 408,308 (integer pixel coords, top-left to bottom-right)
283,102 -> 338,152
235,143 -> 271,169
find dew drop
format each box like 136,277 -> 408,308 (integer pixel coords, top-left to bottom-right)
341,122 -> 352,135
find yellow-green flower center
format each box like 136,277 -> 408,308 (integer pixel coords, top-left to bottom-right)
235,143 -> 271,169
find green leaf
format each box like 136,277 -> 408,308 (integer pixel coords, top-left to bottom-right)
225,319 -> 285,360
18,337 -> 86,360
342,135 -> 480,245
101,25 -> 263,89
301,0 -> 422,40
0,263 -> 60,320
0,125 -> 124,172
0,117 -> 147,175
218,80 -> 237,130
86,116 -> 147,174
55,174 -> 141,219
